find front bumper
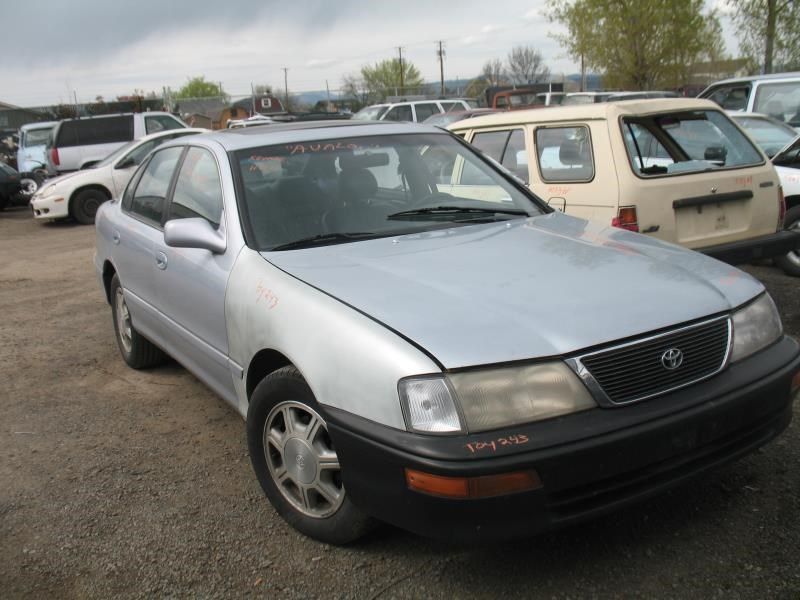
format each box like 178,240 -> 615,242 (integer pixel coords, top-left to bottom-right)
31,193 -> 69,219
698,229 -> 800,264
326,336 -> 799,542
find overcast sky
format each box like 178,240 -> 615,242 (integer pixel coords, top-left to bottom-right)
2,0 -> 738,107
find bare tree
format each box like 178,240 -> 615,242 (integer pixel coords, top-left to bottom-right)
506,46 -> 551,85
481,59 -> 507,86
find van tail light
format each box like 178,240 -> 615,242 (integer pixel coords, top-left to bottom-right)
778,186 -> 786,229
50,146 -> 59,167
611,206 -> 639,232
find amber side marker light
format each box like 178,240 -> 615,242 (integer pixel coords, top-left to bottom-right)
405,468 -> 542,499
791,370 -> 800,395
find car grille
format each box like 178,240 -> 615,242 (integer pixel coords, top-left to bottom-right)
575,317 -> 731,405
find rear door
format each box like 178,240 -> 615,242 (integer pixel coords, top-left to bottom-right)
617,109 -> 779,248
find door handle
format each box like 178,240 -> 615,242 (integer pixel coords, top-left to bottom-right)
155,251 -> 168,270
112,231 -> 120,245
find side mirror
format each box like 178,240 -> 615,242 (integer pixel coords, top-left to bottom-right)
164,218 -> 226,254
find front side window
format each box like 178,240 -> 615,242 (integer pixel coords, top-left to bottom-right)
414,103 -> 440,122
235,133 -> 544,251
127,146 -> 183,226
622,110 -> 763,177
469,129 -> 529,184
168,147 -> 223,227
383,105 -> 413,122
535,126 -> 594,182
704,84 -> 751,111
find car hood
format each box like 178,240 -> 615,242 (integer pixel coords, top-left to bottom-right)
263,213 -> 764,369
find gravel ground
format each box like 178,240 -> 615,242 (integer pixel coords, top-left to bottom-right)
1,206 -> 799,599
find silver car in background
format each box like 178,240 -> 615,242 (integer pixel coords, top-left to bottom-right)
94,121 -> 800,544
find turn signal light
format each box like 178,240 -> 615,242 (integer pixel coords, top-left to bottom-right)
50,146 -> 59,167
405,468 -> 541,499
612,206 -> 639,232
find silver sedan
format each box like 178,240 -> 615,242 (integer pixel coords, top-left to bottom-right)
95,121 -> 799,544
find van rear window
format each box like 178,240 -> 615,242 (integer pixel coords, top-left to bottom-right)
56,116 -> 133,148
622,110 -> 763,177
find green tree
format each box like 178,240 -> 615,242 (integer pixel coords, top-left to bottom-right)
360,58 -> 424,100
546,0 -> 724,90
176,76 -> 228,100
728,0 -> 800,74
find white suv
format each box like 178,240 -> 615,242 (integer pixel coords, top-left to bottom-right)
700,72 -> 800,129
352,99 -> 476,123
46,112 -> 186,174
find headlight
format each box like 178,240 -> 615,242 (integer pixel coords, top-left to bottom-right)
40,184 -> 56,197
399,362 -> 596,434
730,293 -> 782,362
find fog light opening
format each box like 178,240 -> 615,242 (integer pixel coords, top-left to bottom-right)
405,468 -> 541,499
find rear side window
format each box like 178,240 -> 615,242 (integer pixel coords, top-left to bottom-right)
56,116 -> 133,147
145,115 -> 185,134
127,146 -> 183,226
535,126 -> 594,182
622,110 -> 763,177
168,148 -> 223,227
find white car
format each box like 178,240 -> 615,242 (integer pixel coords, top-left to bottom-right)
31,128 -> 207,224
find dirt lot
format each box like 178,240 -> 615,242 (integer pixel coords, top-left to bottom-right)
1,205 -> 799,599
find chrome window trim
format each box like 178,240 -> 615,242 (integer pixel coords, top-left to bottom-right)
565,316 -> 732,407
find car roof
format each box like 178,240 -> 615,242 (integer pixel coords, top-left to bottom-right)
706,72 -> 800,86
191,120 -> 446,151
20,121 -> 58,131
448,98 -> 721,130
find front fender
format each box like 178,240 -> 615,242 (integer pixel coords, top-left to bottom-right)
226,248 -> 441,430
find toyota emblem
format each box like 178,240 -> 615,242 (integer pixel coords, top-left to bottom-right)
661,348 -> 683,370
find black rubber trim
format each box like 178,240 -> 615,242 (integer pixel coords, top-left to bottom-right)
760,181 -> 774,188
673,189 -> 753,209
697,229 -> 800,264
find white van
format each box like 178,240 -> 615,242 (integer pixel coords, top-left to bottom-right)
699,72 -> 800,129
46,112 -> 186,174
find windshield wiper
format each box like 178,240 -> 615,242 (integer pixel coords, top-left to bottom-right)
270,232 -> 384,251
387,206 -> 530,220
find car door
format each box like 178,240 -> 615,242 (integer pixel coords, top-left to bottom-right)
152,145 -> 237,403
112,145 -> 185,344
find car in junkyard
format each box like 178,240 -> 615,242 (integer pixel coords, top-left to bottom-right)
700,72 -> 800,128
352,99 -> 476,123
729,112 -> 800,275
32,128 -> 207,224
449,98 -> 800,267
16,121 -> 57,199
0,161 -> 22,210
95,120 -> 800,544
422,108 -> 499,128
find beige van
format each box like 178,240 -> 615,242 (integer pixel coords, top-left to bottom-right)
449,98 -> 799,264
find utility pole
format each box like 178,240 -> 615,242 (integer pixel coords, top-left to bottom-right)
397,47 -> 404,96
251,82 -> 256,115
436,41 -> 446,97
282,67 -> 289,111
325,80 -> 331,111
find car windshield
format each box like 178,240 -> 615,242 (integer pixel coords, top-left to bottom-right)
733,115 -> 798,157
352,106 -> 388,121
234,132 -> 544,251
23,127 -> 53,147
94,139 -> 140,168
622,110 -> 763,177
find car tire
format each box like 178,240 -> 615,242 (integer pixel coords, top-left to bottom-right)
247,366 -> 374,545
774,205 -> 800,277
71,189 -> 108,225
110,274 -> 167,369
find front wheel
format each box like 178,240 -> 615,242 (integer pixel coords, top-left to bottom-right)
247,366 -> 373,544
774,205 -> 800,277
71,188 -> 109,225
